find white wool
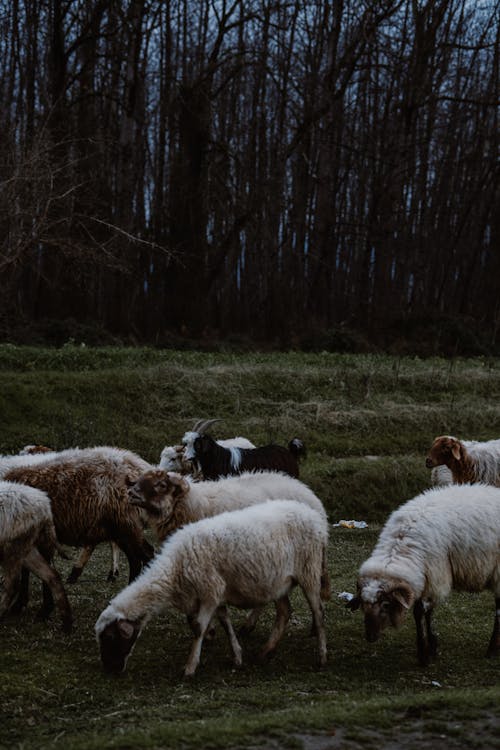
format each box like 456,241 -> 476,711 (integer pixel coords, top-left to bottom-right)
227,446 -> 242,470
359,483 -> 500,604
0,480 -> 53,545
170,470 -> 327,527
96,499 -> 327,629
465,440 -> 500,484
430,464 -> 453,486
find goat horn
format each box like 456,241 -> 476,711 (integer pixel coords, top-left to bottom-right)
191,418 -> 221,434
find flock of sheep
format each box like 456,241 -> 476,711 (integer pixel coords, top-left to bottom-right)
0,423 -> 499,677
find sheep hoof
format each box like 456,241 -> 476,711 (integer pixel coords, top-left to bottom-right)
107,570 -> 119,582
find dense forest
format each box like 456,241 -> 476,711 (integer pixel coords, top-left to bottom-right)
1,0 -> 499,352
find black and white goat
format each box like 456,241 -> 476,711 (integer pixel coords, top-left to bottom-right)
182,420 -> 306,480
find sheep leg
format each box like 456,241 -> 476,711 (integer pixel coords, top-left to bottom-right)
24,548 -> 73,633
257,595 -> 292,661
216,606 -> 243,667
0,559 -> 24,617
107,542 -> 121,582
414,599 -> 437,665
67,545 -> 95,584
7,566 -> 30,614
302,588 -> 327,668
184,603 -> 218,677
486,597 -> 499,657
117,531 -> 153,582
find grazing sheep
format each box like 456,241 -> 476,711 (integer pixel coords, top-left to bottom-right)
95,500 -> 328,676
426,436 -> 500,486
0,481 -> 73,632
15,445 -> 123,583
348,484 -> 500,665
10,446 -> 153,585
182,420 -> 305,480
5,448 -> 155,618
127,468 -> 331,633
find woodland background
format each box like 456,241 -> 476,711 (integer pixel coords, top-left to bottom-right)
1,0 -> 499,353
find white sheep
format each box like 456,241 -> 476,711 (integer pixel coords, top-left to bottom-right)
127,468 -> 330,603
0,480 -> 73,631
95,499 -> 328,676
426,436 -> 499,485
348,483 -> 500,665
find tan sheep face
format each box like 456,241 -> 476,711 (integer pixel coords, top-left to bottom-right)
127,470 -> 189,522
425,436 -> 461,469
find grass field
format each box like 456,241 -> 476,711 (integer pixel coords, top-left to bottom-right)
0,346 -> 499,749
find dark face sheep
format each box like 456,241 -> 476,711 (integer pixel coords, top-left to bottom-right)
348,578 -> 414,642
98,619 -> 141,674
425,436 -> 462,469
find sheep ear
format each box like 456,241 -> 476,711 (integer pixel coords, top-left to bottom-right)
451,442 -> 461,461
117,620 -> 135,639
391,588 -> 412,610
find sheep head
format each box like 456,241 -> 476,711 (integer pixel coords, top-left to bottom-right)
126,469 -> 189,518
352,577 -> 414,642
425,435 -> 463,469
159,445 -> 192,473
97,617 -> 142,674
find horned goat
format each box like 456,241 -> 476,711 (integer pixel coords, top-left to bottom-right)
159,435 -> 255,475
426,436 -> 500,486
96,500 -> 328,676
348,483 -> 500,665
0,480 -> 73,632
182,419 -> 305,480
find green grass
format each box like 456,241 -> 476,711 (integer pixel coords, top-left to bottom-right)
0,346 -> 499,749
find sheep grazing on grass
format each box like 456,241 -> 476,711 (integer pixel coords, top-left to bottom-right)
4,448 -> 155,621
95,500 -> 328,676
348,484 -> 500,665
182,419 -> 305,480
10,446 -> 153,584
126,469 -> 329,587
126,468 -> 331,632
426,436 -> 500,486
0,481 -> 73,632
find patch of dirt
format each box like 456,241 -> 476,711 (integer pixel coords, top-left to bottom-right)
241,712 -> 500,749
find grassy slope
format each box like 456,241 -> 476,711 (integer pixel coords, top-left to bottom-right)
0,346 -> 499,749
